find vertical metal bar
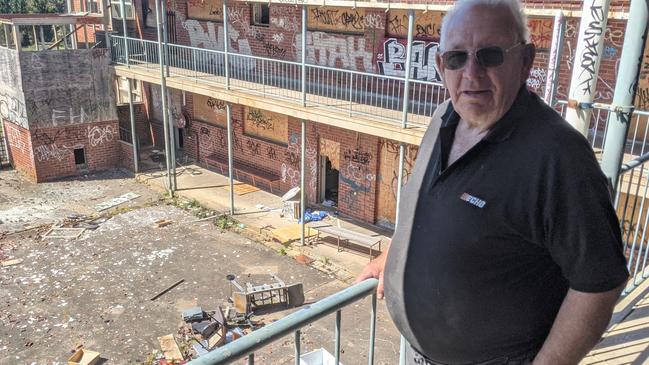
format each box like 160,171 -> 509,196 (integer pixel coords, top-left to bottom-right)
155,0 -> 173,195
368,292 -> 377,365
223,0 -> 230,89
13,25 -> 21,51
400,10 -> 415,128
161,0 -> 170,77
39,25 -> 45,49
52,25 -> 58,49
294,330 -> 301,365
119,0 -> 130,66
601,0 -> 648,190
247,353 -> 254,365
227,103 -> 235,215
301,4 -> 307,106
161,0 -> 176,191
395,143 -> 405,225
32,25 -> 39,50
399,335 -> 407,365
544,11 -> 565,106
127,78 -> 139,173
335,310 -> 341,365
300,119 -> 306,246
83,25 -> 89,48
564,0 -> 611,136
4,24 -> 9,49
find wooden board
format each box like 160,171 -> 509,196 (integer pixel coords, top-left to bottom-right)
271,224 -> 317,244
193,94 -> 227,127
375,139 -> 418,226
634,34 -> 649,110
223,183 -> 260,195
386,10 -> 443,40
307,6 -> 367,34
157,334 -> 183,361
319,138 -> 340,170
244,107 -> 288,145
528,17 -> 554,51
187,0 -> 223,21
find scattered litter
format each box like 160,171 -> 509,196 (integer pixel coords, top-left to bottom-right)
299,210 -> 328,223
1,258 -> 23,267
301,347 -> 343,365
94,192 -> 140,212
68,348 -> 100,365
281,187 -> 300,201
42,227 -> 85,240
150,279 -> 185,301
322,200 -> 336,207
157,334 -> 184,362
153,219 -> 173,228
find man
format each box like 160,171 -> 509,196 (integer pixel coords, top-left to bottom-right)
356,1 -> 629,364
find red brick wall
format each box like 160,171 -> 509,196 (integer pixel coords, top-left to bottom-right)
3,120 -> 36,180
31,121 -> 120,182
117,103 -> 152,146
118,140 -> 136,171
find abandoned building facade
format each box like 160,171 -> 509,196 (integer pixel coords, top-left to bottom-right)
0,0 -> 648,228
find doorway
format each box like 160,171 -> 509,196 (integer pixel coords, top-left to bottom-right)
320,156 -> 339,205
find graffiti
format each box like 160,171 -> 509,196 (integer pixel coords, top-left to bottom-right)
528,18 -> 554,50
272,33 -> 285,44
363,13 -> 384,30
284,151 -> 299,168
377,38 -> 441,82
340,171 -> 371,193
603,45 -> 617,59
386,15 -> 407,36
6,127 -> 26,154
415,24 -> 438,39
206,97 -> 226,111
343,148 -> 372,165
527,67 -> 547,90
282,133 -> 317,191
51,106 -> 109,126
271,16 -> 299,33
296,32 -> 373,72
281,163 -> 300,187
200,126 -> 210,135
577,1 -> 605,95
310,8 -> 366,31
246,139 -> 261,156
379,140 -> 418,198
637,88 -> 649,110
34,144 -> 73,162
182,20 -> 254,72
33,129 -> 64,145
227,6 -> 245,25
87,125 -> 116,147
215,128 -> 227,148
266,146 -> 277,160
0,92 -> 28,128
247,109 -> 275,130
264,42 -> 287,58
604,27 -> 624,48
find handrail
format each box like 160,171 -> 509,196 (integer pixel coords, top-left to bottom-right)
619,152 -> 649,174
187,278 -> 378,365
47,24 -> 84,50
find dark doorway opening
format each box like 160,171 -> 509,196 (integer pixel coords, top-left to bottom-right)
178,128 -> 184,149
73,148 -> 86,165
323,157 -> 339,205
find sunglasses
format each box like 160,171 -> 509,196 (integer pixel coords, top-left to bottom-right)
440,42 -> 525,70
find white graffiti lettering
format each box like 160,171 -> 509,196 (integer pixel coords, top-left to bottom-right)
0,92 -> 28,128
87,125 -> 116,147
6,126 -> 26,154
34,143 -> 73,162
377,38 -> 442,82
295,32 -> 373,72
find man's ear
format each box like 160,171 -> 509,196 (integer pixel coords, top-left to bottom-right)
435,51 -> 445,83
521,43 -> 536,80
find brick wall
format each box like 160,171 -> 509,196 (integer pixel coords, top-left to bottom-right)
3,120 -> 36,180
117,103 -> 152,146
118,139 -> 136,171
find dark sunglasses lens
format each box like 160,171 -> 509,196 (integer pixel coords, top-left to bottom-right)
443,51 -> 468,70
476,47 -> 505,67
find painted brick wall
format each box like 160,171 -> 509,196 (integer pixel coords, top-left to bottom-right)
31,120 -> 120,182
3,120 -> 36,180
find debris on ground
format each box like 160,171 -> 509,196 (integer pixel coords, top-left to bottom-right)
67,348 -> 101,365
42,226 -> 86,240
158,334 -> 184,362
154,219 -> 173,228
94,192 -> 140,212
0,258 -> 23,267
150,279 -> 185,301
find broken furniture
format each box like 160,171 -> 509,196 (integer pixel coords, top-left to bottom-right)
229,274 -> 304,315
182,306 -> 227,349
311,224 -> 382,260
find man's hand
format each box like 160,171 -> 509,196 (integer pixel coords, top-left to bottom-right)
354,243 -> 390,299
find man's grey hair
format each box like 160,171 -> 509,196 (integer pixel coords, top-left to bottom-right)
439,0 -> 530,50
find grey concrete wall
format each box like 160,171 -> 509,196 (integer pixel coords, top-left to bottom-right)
0,48 -> 28,128
21,48 -> 118,128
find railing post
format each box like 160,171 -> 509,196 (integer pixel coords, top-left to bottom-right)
223,0 -> 230,89
39,25 -> 45,50
399,335 -> 407,365
3,24 -> 9,49
119,0 -> 130,66
395,143 -> 405,225
226,103 -> 235,215
13,25 -> 21,51
565,0 -> 611,136
294,330 -> 301,365
155,0 -> 174,195
161,0 -> 176,191
544,11 -> 565,106
334,310 -> 342,365
127,78 -> 140,173
161,0 -> 170,77
400,9 -> 415,128
348,72 -> 353,116
32,25 -> 39,51
300,119 -> 306,246
301,4 -> 307,106
601,0 -> 648,191
368,292 -> 377,365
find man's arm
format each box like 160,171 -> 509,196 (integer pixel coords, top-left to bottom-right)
532,283 -> 625,365
354,242 -> 391,299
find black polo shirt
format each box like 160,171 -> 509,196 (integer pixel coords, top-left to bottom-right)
384,87 -> 629,364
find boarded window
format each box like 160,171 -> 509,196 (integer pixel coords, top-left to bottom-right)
243,107 -> 287,145
111,0 -> 135,19
386,10 -> 444,40
187,0 -> 223,21
115,77 -> 142,105
193,94 -> 227,127
251,3 -> 269,26
307,6 -> 367,34
527,17 -> 554,51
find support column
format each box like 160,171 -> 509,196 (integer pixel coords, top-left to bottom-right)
127,78 -> 140,173
155,0 -> 173,195
222,0 -> 230,89
39,25 -> 45,48
301,4 -> 307,106
395,144 -> 405,226
119,0 -> 130,66
226,104 -> 235,215
3,24 -> 9,48
564,0 -> 611,136
32,25 -> 39,50
544,11 -> 565,106
300,119 -> 306,246
12,25 -> 21,51
161,0 -> 176,191
600,0 -> 648,190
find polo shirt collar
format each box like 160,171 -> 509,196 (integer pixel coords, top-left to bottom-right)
443,84 -> 532,144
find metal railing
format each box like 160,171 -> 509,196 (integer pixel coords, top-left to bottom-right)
187,278 -> 378,365
109,35 -> 447,127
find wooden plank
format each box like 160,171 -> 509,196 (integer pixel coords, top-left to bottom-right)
271,224 -> 318,244
244,106 -> 288,145
223,183 -> 260,195
157,334 -> 184,361
193,94 -> 227,127
307,6 -> 367,34
187,0 -> 223,21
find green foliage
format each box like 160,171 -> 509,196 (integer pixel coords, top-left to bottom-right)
1,0 -> 65,14
278,247 -> 287,256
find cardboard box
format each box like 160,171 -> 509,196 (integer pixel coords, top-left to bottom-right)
68,349 -> 100,365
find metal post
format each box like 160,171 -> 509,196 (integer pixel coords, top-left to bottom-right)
155,0 -> 173,195
119,0 -> 130,66
300,119 -> 306,246
226,103 -> 235,215
544,11 -> 565,106
32,25 -> 39,50
161,0 -> 170,77
564,0 -> 611,136
161,0 -> 176,191
83,24 -> 89,48
301,4 -> 307,106
52,25 -> 58,50
400,10 -> 415,128
39,26 -> 45,50
601,0 -> 648,190
12,25 -> 21,51
395,144 -> 405,226
294,330 -> 301,365
399,335 -> 407,365
368,292 -> 377,365
223,0 -> 230,89
334,310 -> 341,365
127,78 -> 140,173
3,24 -> 9,48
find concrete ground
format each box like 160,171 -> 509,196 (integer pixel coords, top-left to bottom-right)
0,168 -> 400,365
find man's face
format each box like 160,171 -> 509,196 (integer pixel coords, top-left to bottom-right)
436,5 -> 535,125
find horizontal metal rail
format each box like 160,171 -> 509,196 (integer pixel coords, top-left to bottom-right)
187,278 -> 378,365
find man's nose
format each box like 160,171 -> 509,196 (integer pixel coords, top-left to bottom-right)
462,55 -> 487,79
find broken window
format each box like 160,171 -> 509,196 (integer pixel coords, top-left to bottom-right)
115,77 -> 142,105
251,3 -> 269,26
110,0 -> 135,20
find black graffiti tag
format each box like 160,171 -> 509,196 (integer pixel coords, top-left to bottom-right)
578,2 -> 605,95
